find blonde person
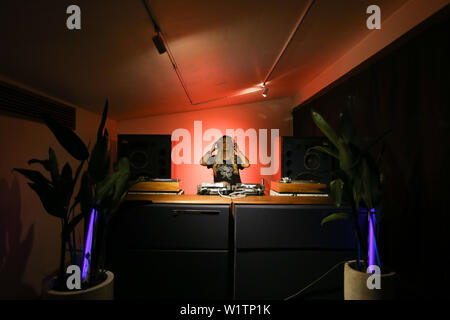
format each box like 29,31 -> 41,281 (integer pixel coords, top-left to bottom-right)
200,135 -> 250,186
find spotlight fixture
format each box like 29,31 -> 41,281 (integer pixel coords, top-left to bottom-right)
142,0 -> 193,104
261,0 -> 315,89
262,87 -> 269,98
142,0 -> 167,54
152,33 -> 166,54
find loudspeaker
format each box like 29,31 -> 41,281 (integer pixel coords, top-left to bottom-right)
281,137 -> 336,185
118,134 -> 171,180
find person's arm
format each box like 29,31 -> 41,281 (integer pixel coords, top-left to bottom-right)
200,143 -> 216,166
235,143 -> 250,168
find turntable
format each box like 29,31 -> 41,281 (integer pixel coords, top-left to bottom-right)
232,183 -> 265,196
197,182 -> 265,196
197,183 -> 231,195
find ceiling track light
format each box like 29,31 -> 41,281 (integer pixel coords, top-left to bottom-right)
142,1 -> 167,55
152,33 -> 166,54
142,0 -> 194,104
141,0 -> 314,106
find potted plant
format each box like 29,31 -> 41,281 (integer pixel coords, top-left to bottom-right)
307,109 -> 395,300
13,100 -> 130,299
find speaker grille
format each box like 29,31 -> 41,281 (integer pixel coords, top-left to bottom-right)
0,80 -> 76,129
281,137 -> 335,184
118,134 -> 171,180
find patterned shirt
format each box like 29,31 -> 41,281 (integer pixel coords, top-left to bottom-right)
206,155 -> 244,185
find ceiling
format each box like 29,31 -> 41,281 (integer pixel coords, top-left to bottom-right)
0,0 -> 409,120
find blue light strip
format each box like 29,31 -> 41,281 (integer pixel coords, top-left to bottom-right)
368,212 -> 375,271
81,208 -> 97,281
368,210 -> 381,273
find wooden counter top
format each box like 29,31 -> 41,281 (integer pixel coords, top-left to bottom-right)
125,194 -> 232,204
125,194 -> 334,205
231,195 -> 334,205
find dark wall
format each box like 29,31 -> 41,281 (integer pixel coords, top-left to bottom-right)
293,8 -> 450,299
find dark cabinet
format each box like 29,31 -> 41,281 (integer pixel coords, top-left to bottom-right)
108,201 -> 358,300
115,204 -> 230,250
114,250 -> 230,300
108,203 -> 232,300
235,205 -> 355,249
235,250 -> 354,300
234,204 -> 356,300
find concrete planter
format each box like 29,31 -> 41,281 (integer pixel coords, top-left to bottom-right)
344,261 -> 396,300
42,271 -> 114,300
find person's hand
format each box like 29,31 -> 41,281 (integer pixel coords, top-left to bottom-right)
210,143 -> 217,154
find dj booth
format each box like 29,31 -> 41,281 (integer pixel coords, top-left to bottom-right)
107,192 -> 356,300
108,135 -> 356,300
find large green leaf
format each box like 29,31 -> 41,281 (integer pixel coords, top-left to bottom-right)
72,160 -> 85,192
321,212 -> 352,226
352,182 -> 361,210
360,154 -> 381,210
78,171 -> 94,219
62,212 -> 85,239
338,141 -> 356,174
44,118 -> 89,161
339,111 -> 357,145
88,130 -> 110,184
109,158 -> 130,203
311,110 -> 342,151
97,100 -> 108,140
306,145 -> 339,159
60,162 -> 73,201
95,157 -> 130,215
88,101 -> 111,183
330,178 -> 344,207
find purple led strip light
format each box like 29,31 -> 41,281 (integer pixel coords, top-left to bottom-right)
81,208 -> 97,281
368,211 -> 375,271
368,208 -> 381,273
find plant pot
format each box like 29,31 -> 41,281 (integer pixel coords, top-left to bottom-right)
344,261 -> 396,300
42,270 -> 114,300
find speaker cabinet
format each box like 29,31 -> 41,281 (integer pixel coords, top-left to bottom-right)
281,137 -> 335,185
118,134 -> 171,179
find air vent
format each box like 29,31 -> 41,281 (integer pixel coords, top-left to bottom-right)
0,80 -> 76,130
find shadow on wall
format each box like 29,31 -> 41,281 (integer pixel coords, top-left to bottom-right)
0,176 -> 36,299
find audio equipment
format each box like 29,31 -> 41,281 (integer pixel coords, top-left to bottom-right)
234,183 -> 265,196
197,183 -> 265,196
271,180 -> 327,194
281,137 -> 336,185
118,134 -> 171,180
128,178 -> 181,195
197,183 -> 231,195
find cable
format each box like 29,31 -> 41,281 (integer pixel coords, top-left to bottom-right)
141,0 -> 194,104
142,0 -> 316,105
284,261 -> 346,300
218,189 -> 247,199
262,0 -> 315,86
